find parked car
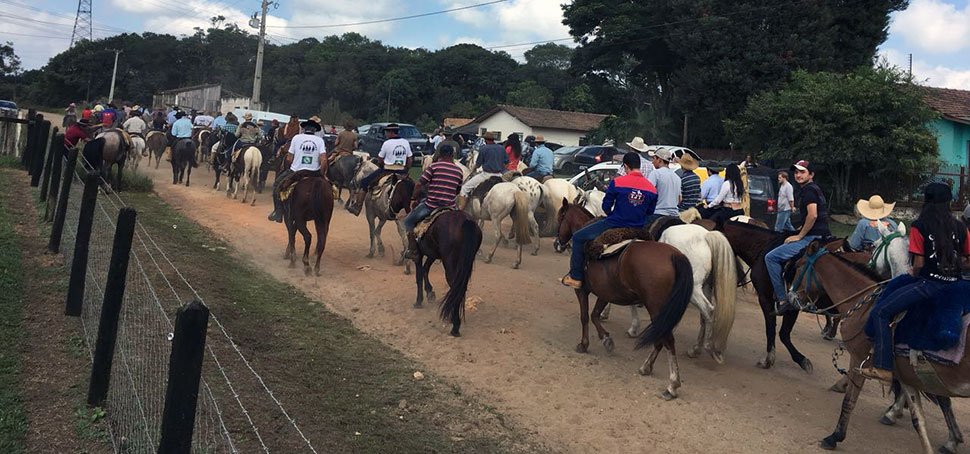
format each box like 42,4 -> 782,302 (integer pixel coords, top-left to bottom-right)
561,145 -> 621,175
0,100 -> 17,117
552,146 -> 583,173
567,161 -> 622,191
356,122 -> 429,164
743,165 -> 805,228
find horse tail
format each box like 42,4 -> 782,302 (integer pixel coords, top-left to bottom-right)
679,207 -> 701,223
440,216 -> 481,323
705,230 -> 738,353
512,190 -> 531,245
636,253 -> 693,350
247,147 -> 262,182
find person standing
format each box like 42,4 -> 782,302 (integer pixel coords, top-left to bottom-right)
677,154 -> 701,211
646,148 -> 681,223
403,144 -> 464,258
624,137 -> 654,178
561,152 -> 657,289
348,124 -> 413,215
458,131 -> 507,209
268,118 -> 328,222
63,103 -> 77,128
847,195 -> 898,250
523,135 -> 553,180
775,171 -> 795,232
769,160 -> 832,315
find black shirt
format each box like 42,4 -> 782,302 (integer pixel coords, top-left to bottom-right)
797,182 -> 831,237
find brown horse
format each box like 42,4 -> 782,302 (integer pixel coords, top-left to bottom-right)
283,176 -> 335,276
791,241 -> 966,453
83,129 -> 129,191
145,131 -> 167,169
557,201 -> 695,400
412,210 -> 484,337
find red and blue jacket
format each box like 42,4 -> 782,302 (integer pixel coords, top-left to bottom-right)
603,171 -> 658,228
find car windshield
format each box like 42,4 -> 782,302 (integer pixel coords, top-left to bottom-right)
555,146 -> 581,155
748,175 -> 770,197
397,125 -> 422,139
0,101 -> 16,109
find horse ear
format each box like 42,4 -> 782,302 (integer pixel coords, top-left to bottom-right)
897,222 -> 906,236
805,240 -> 820,255
562,197 -> 570,207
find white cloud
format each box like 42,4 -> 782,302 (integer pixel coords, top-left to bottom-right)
891,0 -> 970,54
881,48 -> 970,90
268,0 -> 402,42
445,0 -> 570,43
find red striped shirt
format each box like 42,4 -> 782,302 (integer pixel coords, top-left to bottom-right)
420,161 -> 463,209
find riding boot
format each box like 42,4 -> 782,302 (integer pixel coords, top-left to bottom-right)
405,232 -> 418,260
457,195 -> 468,210
347,190 -> 366,216
268,192 -> 284,222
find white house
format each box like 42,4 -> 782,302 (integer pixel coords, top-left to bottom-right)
464,105 -> 608,146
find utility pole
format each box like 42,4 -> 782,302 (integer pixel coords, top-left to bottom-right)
682,114 -> 689,147
250,1 -> 274,111
908,53 -> 913,77
70,0 -> 93,47
386,77 -> 392,120
107,50 -> 121,103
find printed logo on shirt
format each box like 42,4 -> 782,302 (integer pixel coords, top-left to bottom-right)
391,144 -> 408,166
628,189 -> 644,206
301,156 -> 313,164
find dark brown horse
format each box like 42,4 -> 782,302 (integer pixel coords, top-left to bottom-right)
791,242 -> 966,453
283,176 -> 335,276
171,138 -> 196,186
556,201 -> 695,400
412,210 -> 483,337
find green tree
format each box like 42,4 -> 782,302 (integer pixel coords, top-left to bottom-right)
724,66 -> 938,206
506,81 -> 552,108
0,42 -> 20,76
524,43 -> 573,71
560,83 -> 594,112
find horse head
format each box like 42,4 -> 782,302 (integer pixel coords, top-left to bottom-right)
554,198 -> 593,253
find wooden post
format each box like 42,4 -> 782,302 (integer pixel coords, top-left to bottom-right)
49,148 -> 80,253
44,136 -> 65,222
22,111 -> 36,170
39,127 -> 59,199
30,120 -> 52,187
87,208 -> 137,408
65,171 -> 100,316
158,300 -> 210,454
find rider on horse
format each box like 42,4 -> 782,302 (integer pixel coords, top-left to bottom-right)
861,183 -> 970,383
769,160 -> 832,315
170,111 -> 194,152
328,120 -> 358,166
561,152 -> 658,289
458,131 -> 507,210
233,113 -> 261,157
347,123 -> 413,216
403,144 -> 464,259
268,118 -> 328,223
847,195 -> 898,251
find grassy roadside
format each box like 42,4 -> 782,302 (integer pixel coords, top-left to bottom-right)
0,172 -> 27,453
118,191 -> 544,453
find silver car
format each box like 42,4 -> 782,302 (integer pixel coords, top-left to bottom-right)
552,146 -> 584,173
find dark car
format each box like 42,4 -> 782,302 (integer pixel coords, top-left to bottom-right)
744,165 -> 804,229
357,123 -> 429,164
571,145 -> 620,172
0,100 -> 17,117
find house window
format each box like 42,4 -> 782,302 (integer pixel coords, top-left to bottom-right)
579,136 -> 589,146
480,127 -> 488,136
492,131 -> 501,140
513,132 -> 524,140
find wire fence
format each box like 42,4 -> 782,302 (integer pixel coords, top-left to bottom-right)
48,143 -> 321,452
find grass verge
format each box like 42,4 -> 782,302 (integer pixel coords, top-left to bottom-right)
0,171 -> 27,453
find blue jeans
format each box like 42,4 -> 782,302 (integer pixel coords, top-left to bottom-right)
359,168 -> 406,189
765,235 -> 820,301
775,210 -> 794,232
403,201 -> 432,231
872,279 -> 947,370
524,169 -> 550,180
569,219 -> 612,281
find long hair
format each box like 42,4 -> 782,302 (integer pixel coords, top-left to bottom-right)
916,201 -> 964,272
506,134 -> 522,160
725,164 -> 744,199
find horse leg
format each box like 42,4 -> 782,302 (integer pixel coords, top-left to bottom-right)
375,218 -> 387,258
627,305 -> 640,337
298,223 -> 313,276
313,219 -> 329,276
575,290 -> 591,353
185,163 -> 192,187
414,252 -> 426,308
423,257 -> 435,304
756,293 -> 778,369
901,385 -> 935,454
172,161 -> 178,185
115,162 -> 124,191
638,342 -> 663,376
365,207 -> 378,258
660,334 -> 681,401
589,298 -> 613,353
485,218 -> 502,264
935,395 -> 964,454
285,222 -> 296,264
393,220 -> 408,269
600,303 -> 611,320
779,311 -> 812,372
687,288 -> 713,360
529,213 -> 540,256
820,356 -> 866,450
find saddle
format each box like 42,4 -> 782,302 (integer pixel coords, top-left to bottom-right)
280,173 -> 323,202
588,227 -> 651,259
414,207 -> 456,240
502,171 -> 522,182
470,176 -> 504,202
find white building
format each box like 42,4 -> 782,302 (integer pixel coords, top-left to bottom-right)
464,105 -> 608,146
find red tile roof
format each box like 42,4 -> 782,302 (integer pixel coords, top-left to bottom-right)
475,105 -> 608,132
922,86 -> 970,125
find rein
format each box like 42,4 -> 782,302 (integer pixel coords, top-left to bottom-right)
867,231 -> 902,270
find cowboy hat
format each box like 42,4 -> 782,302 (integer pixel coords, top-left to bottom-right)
648,147 -> 673,162
243,112 -> 253,120
309,115 -> 322,124
385,123 -> 400,130
679,153 -> 699,171
300,118 -> 322,131
626,137 -> 649,152
534,134 -> 546,143
856,195 -> 895,221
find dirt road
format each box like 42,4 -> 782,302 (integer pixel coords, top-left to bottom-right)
137,162 -> 964,453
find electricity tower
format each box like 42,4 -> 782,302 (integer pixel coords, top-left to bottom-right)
71,0 -> 93,47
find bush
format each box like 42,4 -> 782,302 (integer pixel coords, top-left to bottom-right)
120,169 -> 153,193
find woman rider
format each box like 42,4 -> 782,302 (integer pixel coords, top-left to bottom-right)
700,163 -> 745,227
861,183 -> 970,382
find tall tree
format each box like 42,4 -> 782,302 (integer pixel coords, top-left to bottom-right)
0,42 -> 21,76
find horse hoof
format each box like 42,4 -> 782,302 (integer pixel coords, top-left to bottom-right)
484,257 -> 493,264
575,344 -> 588,354
756,360 -> 773,369
819,436 -> 838,450
879,415 -> 896,426
799,358 -> 814,374
939,445 -> 957,454
602,336 -> 614,353
413,302 -> 423,309
686,346 -> 700,358
829,382 -> 847,394
366,253 -> 375,259
660,390 -> 677,401
638,366 -> 652,376
450,329 -> 461,337
530,251 -> 538,256
512,263 -> 520,270
710,350 -> 725,365
427,293 -> 436,304
404,269 -> 411,275
626,328 -> 638,338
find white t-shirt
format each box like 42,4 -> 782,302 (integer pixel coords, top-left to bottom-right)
778,181 -> 794,211
289,134 -> 327,172
193,115 -> 214,127
379,137 -> 412,169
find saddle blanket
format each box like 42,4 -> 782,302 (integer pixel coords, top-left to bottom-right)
895,315 -> 970,366
588,227 -> 650,259
280,174 -> 328,202
414,207 -> 456,240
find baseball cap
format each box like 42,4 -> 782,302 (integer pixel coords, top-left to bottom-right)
791,160 -> 814,172
648,147 -> 673,162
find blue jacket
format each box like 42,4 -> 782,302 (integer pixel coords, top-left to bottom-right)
603,171 -> 658,228
529,145 -> 554,175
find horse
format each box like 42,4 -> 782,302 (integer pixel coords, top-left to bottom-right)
555,201 -> 695,400
329,154 -> 364,206
790,241 -> 966,454
193,128 -> 212,167
873,221 -> 911,278
227,144 -> 263,205
540,178 -> 581,235
211,131 -> 237,191
128,134 -> 146,170
145,131 -> 167,169
575,188 -> 606,217
465,180 -> 533,269
510,176 -> 543,256
86,129 -> 129,191
657,224 -> 738,363
412,210 -> 484,337
351,161 -> 416,271
283,176 -> 334,276
171,138 -> 196,186
256,136 -> 276,193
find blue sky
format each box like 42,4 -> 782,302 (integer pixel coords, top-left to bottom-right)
2,0 -> 969,89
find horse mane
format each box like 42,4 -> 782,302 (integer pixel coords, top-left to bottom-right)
830,252 -> 883,282
724,219 -> 775,235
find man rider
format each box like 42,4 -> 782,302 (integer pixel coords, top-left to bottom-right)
122,109 -> 148,138
347,123 -> 413,216
458,131 -> 507,209
169,111 -> 194,161
233,113 -> 261,159
768,160 -> 832,315
522,135 -> 553,180
268,118 -> 328,222
562,152 -> 658,289
328,120 -> 358,166
403,144 -> 464,259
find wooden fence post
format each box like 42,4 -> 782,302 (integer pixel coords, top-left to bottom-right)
49,148 -> 79,253
44,136 -> 65,222
22,111 -> 36,170
158,300 -> 210,454
30,120 -> 52,187
65,171 -> 100,317
39,127 -> 59,199
87,208 -> 137,408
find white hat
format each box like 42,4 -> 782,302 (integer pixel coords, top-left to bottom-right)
626,137 -> 649,152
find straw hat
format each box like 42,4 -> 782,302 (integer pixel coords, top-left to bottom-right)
856,195 -> 895,221
534,134 -> 545,143
679,153 -> 699,171
626,137 -> 649,152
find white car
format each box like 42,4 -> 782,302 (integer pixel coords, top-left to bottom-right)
567,161 -> 621,192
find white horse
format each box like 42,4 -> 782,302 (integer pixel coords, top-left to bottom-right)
465,181 -> 533,269
541,178 -> 581,235
129,135 -> 146,170
229,145 -> 262,205
511,176 -> 543,256
873,221 -> 911,278
575,188 -> 606,217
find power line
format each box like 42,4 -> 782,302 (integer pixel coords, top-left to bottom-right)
266,0 -> 508,29
0,0 -> 131,34
0,30 -> 71,40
